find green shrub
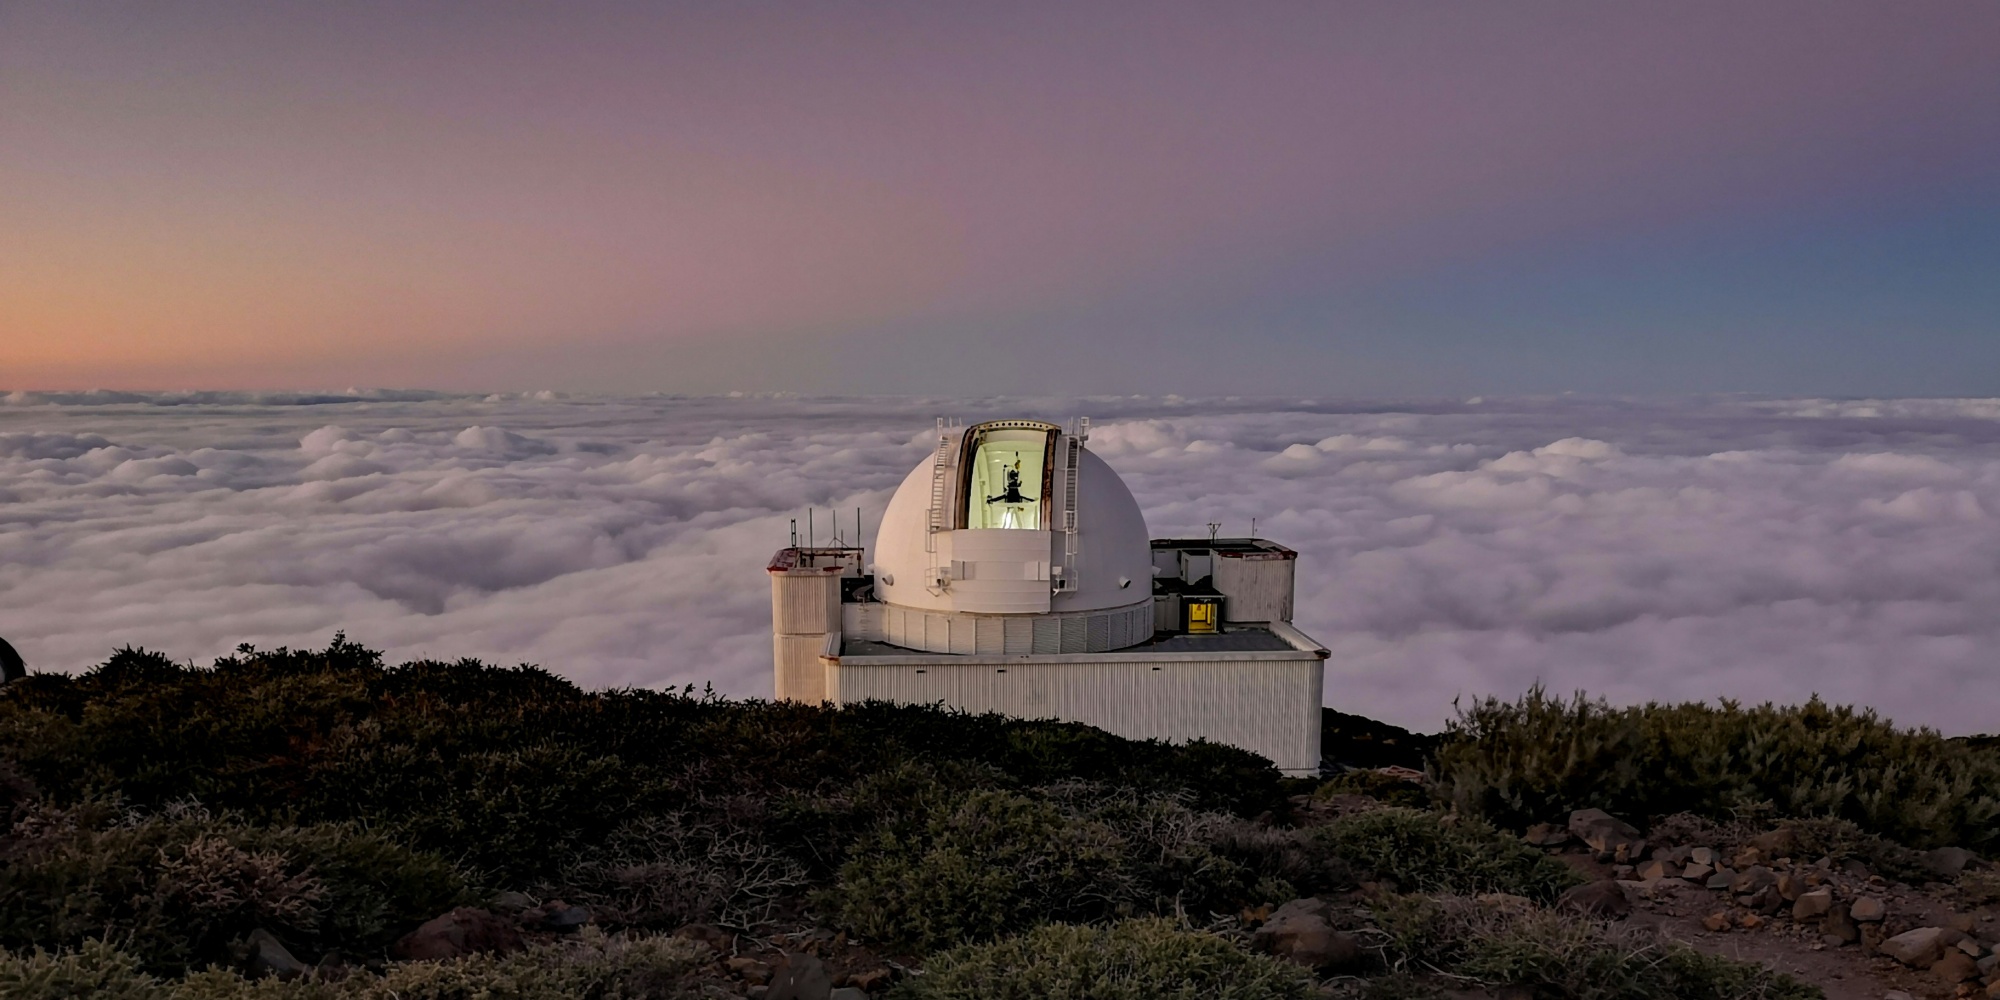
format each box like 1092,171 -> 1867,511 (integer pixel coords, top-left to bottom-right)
1313,769 -> 1431,808
1315,809 -> 1581,901
1458,910 -> 1819,1000
826,787 -> 1135,950
1434,688 -> 2000,851
0,938 -> 165,1000
0,803 -> 465,975
0,930 -> 708,1000
0,638 -> 1285,891
1369,896 -> 1820,1000
887,919 -> 1317,1000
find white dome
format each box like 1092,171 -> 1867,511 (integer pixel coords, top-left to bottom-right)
874,420 -> 1151,620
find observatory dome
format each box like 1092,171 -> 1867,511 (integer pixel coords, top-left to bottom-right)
873,420 -> 1152,630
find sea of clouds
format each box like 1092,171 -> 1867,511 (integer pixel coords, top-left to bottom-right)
2,391 -> 1995,734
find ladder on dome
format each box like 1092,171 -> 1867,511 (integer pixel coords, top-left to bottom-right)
924,418 -> 956,554
1056,417 -> 1087,592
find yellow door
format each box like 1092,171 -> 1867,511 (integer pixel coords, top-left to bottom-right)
1187,601 -> 1217,633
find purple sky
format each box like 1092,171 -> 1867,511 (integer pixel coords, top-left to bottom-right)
4,2 -> 1997,393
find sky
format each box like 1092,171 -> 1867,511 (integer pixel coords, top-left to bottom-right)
3,392 -> 1997,735
4,2 -> 1998,395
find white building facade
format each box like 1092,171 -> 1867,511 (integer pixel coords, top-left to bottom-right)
770,418 -> 1326,775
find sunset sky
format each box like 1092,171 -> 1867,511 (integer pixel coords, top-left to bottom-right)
4,2 -> 1997,395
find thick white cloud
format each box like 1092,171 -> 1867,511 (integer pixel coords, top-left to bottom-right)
2,392 -> 1996,734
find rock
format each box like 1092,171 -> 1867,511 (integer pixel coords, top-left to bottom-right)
1861,922 -> 1889,953
1794,887 -> 1835,920
1558,880 -> 1632,919
1777,873 -> 1806,902
1884,992 -> 1914,1000
1878,927 -> 1947,968
1949,913 -> 1979,934
242,929 -> 309,980
1524,823 -> 1571,847
1928,848 -> 1982,880
1934,950 -> 1979,984
520,901 -> 592,933
729,957 -> 774,985
1825,903 -> 1861,943
674,924 -> 737,953
829,990 -> 871,1000
1820,933 -> 1849,948
768,953 -> 833,1000
1702,911 -> 1733,932
1740,913 -> 1768,929
391,907 -> 524,961
1733,847 -> 1766,869
1639,860 -> 1679,881
1250,898 -> 1362,971
1850,897 -> 1887,922
0,637 -> 24,684
1689,846 -> 1717,866
1613,864 -> 1636,880
1732,865 -> 1777,894
1977,951 -> 1999,976
489,891 -> 535,913
1842,858 -> 1872,878
846,968 -> 891,992
1568,809 -> 1644,856
1707,868 -> 1738,890
1752,828 -> 1800,858
1987,982 -> 2000,1000
1614,840 -> 1649,864
1682,861 -> 1714,882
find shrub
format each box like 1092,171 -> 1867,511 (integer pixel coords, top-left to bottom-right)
0,802 -> 465,975
0,638 -> 1286,890
887,919 -> 1318,1000
551,808 -> 809,929
826,787 -> 1135,950
1315,809 -> 1581,901
1369,895 -> 1821,1000
1434,688 -> 2000,852
0,929 -> 709,1000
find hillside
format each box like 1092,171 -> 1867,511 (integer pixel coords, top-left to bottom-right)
1,638 -> 1995,1000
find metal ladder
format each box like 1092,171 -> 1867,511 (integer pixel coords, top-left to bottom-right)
924,418 -> 954,553
1056,417 -> 1087,592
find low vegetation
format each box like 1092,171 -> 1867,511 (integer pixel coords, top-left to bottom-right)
9,638 -> 1975,999
1433,686 -> 2000,852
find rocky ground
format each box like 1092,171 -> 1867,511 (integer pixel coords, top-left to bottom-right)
1536,809 -> 1995,1000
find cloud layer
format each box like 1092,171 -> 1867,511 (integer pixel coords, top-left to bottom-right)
3,393 -> 1996,734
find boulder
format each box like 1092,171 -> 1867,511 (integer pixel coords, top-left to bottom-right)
1557,880 -> 1632,919
1681,862 -> 1714,883
1567,809 -> 1644,857
1933,950 -> 1978,984
1877,927 -> 1946,968
1849,896 -> 1886,922
1926,847 -> 1981,880
391,907 -> 524,961
1732,847 -> 1765,869
768,953 -> 833,1000
1824,902 -> 1860,943
1251,898 -> 1362,971
241,929 -> 308,980
1707,868 -> 1737,890
1792,887 -> 1834,921
1688,846 -> 1717,866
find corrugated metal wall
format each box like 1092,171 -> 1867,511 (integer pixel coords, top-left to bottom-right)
832,655 -> 1323,774
863,601 -> 1154,654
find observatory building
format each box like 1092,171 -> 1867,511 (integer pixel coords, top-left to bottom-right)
769,418 -> 1326,775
